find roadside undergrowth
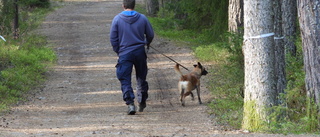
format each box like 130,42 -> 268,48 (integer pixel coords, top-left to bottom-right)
0,4 -> 56,113
140,2 -> 318,134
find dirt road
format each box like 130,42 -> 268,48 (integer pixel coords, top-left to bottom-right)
0,1 -> 317,137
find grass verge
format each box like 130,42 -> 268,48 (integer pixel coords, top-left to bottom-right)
0,6 -> 56,113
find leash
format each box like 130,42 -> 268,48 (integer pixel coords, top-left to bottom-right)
147,45 -> 190,71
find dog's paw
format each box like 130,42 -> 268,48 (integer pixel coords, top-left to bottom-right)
181,103 -> 185,107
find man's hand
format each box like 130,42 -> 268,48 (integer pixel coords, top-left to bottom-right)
146,44 -> 150,53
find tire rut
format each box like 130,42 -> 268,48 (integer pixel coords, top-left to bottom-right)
148,54 -> 175,103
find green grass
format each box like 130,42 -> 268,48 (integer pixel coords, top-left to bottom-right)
0,4 -> 56,113
207,64 -> 244,129
148,17 -> 223,46
0,36 -> 56,113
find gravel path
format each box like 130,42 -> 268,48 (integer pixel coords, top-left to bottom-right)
0,1 -> 317,137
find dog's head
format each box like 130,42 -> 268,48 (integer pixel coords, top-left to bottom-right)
193,62 -> 208,76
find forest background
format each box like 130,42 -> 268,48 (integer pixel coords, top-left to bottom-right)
0,0 -> 319,134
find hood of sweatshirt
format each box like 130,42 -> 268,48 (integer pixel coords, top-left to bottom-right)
119,11 -> 141,24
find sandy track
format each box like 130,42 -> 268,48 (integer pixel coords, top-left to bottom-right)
0,1 -> 218,136
0,1 -> 317,137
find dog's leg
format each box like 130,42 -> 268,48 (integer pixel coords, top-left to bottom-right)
196,86 -> 202,104
180,89 -> 185,106
190,92 -> 195,101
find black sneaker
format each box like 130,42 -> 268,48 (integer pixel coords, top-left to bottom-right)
138,103 -> 146,112
127,103 -> 136,115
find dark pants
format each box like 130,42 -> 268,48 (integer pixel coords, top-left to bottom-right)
116,47 -> 149,105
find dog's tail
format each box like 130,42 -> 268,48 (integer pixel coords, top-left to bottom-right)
174,63 -> 183,77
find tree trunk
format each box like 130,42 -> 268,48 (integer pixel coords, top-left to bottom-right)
297,0 -> 320,124
242,0 -> 277,131
282,0 -> 297,56
274,0 -> 286,103
145,0 -> 159,16
228,0 -> 243,33
13,0 -> 19,39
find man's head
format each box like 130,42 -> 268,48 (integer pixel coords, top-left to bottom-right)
123,0 -> 135,10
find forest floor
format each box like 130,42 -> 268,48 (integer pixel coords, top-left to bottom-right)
0,0 -> 317,136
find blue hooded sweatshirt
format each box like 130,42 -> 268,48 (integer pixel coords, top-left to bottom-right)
110,11 -> 154,56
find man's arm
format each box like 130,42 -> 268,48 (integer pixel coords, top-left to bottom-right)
110,17 -> 120,54
145,18 -> 154,45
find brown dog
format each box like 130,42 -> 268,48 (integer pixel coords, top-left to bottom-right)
174,62 -> 208,106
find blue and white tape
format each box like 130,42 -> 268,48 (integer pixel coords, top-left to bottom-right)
244,32 -> 284,42
0,35 -> 6,42
244,33 -> 275,39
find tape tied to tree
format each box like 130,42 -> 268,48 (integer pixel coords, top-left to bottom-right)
0,35 -> 6,42
244,33 -> 284,44
274,36 -> 285,40
244,32 -> 275,39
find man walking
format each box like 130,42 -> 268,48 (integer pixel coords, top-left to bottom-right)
110,0 -> 154,115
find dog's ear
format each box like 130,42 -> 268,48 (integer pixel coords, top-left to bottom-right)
197,62 -> 203,68
193,64 -> 197,68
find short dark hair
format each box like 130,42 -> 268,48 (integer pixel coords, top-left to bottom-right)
123,0 -> 135,9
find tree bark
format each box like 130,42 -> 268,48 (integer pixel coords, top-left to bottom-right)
297,0 -> 320,122
282,0 -> 297,56
242,0 -> 277,131
228,0 -> 243,33
274,0 -> 286,103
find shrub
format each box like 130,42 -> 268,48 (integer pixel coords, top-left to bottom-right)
19,0 -> 50,8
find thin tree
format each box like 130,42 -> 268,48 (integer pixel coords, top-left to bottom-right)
297,0 -> 320,127
13,0 -> 19,39
282,0 -> 297,56
145,0 -> 159,16
1,0 -> 12,35
228,0 -> 243,33
274,0 -> 286,103
242,0 -> 277,131
228,0 -> 245,78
